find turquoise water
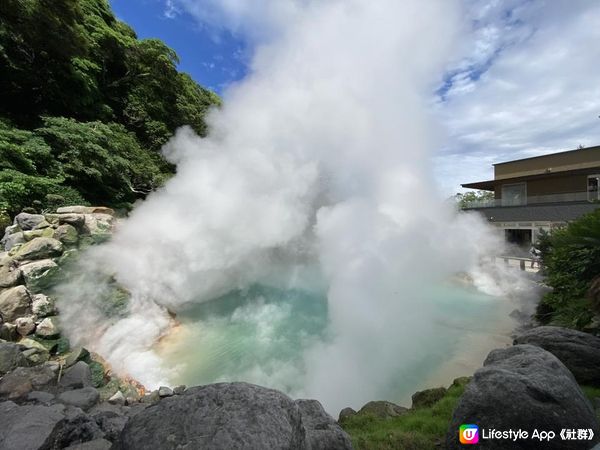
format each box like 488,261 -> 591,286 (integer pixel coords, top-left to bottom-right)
162,282 -> 515,407
163,285 -> 331,392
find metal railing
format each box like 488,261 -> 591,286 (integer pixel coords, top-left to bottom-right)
462,191 -> 592,209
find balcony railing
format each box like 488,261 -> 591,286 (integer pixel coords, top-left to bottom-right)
462,191 -> 592,209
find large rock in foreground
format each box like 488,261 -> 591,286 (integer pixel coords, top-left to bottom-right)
0,401 -> 65,450
117,382 -> 351,450
514,326 -> 600,385
446,345 -> 599,449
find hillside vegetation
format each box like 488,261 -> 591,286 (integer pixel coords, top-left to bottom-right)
0,0 -> 219,226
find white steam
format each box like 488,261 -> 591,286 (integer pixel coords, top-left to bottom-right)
57,0 -> 528,412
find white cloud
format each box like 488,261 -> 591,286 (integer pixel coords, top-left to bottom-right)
437,1 -> 600,193
163,0 -> 181,19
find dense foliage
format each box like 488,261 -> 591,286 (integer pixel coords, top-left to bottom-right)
536,209 -> 600,329
455,190 -> 495,209
0,0 -> 219,221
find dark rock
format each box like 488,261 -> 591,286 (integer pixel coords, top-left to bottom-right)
446,344 -> 600,449
514,326 -> 600,385
117,382 -> 307,450
46,405 -> 105,448
58,387 -> 100,411
14,213 -> 46,231
295,399 -> 353,450
27,390 -> 56,404
0,365 -> 56,399
0,322 -> 18,341
411,387 -> 447,408
338,407 -> 356,422
358,400 -> 408,418
0,341 -> 28,375
0,401 -> 65,450
0,285 -> 32,322
60,361 -> 93,390
92,410 -> 129,441
64,438 -> 113,450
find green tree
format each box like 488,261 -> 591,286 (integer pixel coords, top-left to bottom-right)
36,117 -> 166,205
536,210 -> 600,329
455,190 -> 495,209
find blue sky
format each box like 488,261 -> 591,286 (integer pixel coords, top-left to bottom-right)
109,0 -> 248,93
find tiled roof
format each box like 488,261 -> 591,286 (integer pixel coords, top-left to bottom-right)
467,202 -> 600,222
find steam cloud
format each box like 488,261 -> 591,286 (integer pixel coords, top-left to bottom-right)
57,0 -> 527,412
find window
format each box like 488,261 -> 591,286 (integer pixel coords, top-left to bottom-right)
588,175 -> 600,202
501,183 -> 527,206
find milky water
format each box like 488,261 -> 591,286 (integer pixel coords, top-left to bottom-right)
160,281 -> 519,410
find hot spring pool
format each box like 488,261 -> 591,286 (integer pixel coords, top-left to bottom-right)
158,281 -> 520,412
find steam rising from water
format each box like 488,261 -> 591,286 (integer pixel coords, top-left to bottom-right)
57,0 -> 529,412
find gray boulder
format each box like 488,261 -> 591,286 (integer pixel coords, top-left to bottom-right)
57,206 -> 114,215
0,322 -> 18,341
295,399 -> 353,450
53,224 -> 79,246
64,439 -> 113,450
20,259 -> 60,293
12,237 -> 63,261
31,293 -> 56,318
514,326 -> 600,385
118,382 -> 306,449
58,213 -> 86,228
60,361 -> 93,390
36,316 -> 60,337
15,315 -> 36,336
157,385 -> 173,397
0,263 -> 22,289
411,387 -> 447,408
58,387 -> 100,411
0,341 -> 27,375
358,400 -> 408,418
91,409 -> 129,441
27,390 -> 56,404
3,232 -> 25,252
45,405 -> 105,448
338,407 -> 356,422
446,344 -> 600,449
14,213 -> 46,230
0,365 -> 56,399
0,285 -> 32,322
0,401 -> 65,450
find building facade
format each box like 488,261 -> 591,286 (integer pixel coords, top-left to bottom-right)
461,146 -> 600,247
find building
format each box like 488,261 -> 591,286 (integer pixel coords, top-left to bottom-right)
461,145 -> 600,247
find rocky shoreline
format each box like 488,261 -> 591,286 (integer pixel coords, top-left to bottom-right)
2,206 -> 600,449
